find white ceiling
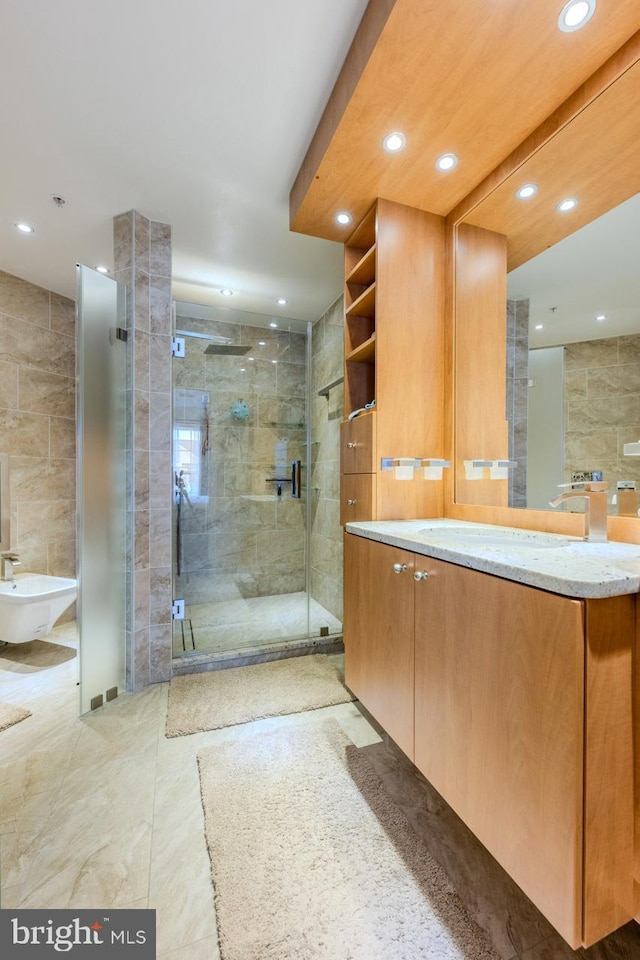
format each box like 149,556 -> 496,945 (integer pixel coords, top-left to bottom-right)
507,192 -> 640,348
0,0 -> 369,323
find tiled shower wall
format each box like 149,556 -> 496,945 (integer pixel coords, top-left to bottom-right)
310,296 -> 344,621
173,312 -> 307,603
114,212 -> 173,689
564,333 -> 640,491
506,298 -> 529,508
0,270 -> 76,592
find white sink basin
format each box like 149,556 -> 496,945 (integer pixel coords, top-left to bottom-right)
417,527 -> 572,550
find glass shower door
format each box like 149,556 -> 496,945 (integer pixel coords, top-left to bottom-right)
171,304 -> 340,661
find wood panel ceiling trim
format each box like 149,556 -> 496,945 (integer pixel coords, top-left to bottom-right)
468,61 -> 640,271
447,28 -> 640,231
289,0 -> 397,225
290,1 -> 640,244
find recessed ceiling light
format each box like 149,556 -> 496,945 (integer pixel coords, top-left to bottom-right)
382,132 -> 406,153
220,288 -> 234,296
595,314 -> 607,321
556,197 -> 578,212
336,212 -> 352,226
535,324 -> 544,330
269,322 -> 278,328
558,0 -> 596,33
517,184 -> 538,200
435,153 -> 458,172
15,222 -> 35,234
95,265 -> 110,274
276,298 -> 287,306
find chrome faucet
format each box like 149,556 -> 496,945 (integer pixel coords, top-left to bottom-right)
1,552 -> 21,581
549,481 -> 608,543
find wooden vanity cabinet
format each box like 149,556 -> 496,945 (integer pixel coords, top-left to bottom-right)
341,198 -> 446,523
343,532 -> 415,759
343,531 -> 635,949
340,412 -> 376,524
341,411 -> 375,474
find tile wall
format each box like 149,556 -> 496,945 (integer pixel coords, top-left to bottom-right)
565,333 -> 640,497
114,212 -> 173,689
0,270 -> 76,597
310,296 -> 344,621
506,298 -> 529,508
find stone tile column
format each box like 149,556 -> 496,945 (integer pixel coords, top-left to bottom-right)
114,211 -> 173,689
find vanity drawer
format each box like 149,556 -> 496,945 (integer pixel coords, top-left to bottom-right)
340,411 -> 376,474
340,473 -> 376,525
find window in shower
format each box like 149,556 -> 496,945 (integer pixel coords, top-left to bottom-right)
175,428 -> 201,491
173,388 -> 213,511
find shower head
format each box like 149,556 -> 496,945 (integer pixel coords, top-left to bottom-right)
204,343 -> 252,356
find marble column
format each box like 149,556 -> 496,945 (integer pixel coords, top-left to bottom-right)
114,211 -> 173,689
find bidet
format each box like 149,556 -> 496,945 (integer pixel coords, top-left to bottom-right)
0,573 -> 77,644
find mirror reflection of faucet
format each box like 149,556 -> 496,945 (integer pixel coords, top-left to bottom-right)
614,480 -> 639,517
549,481 -> 609,542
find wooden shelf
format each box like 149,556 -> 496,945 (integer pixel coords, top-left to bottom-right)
346,333 -> 376,363
346,281 -> 376,319
346,243 -> 376,286
347,206 -> 376,250
345,204 -> 377,420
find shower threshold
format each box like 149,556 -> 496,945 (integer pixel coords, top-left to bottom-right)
171,591 -> 343,673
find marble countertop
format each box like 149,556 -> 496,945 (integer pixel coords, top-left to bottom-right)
345,519 -> 640,598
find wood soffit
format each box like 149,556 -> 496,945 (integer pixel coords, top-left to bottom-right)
289,0 -> 640,244
463,58 -> 640,271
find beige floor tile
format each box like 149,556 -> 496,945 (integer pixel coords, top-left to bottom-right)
157,933 -> 221,960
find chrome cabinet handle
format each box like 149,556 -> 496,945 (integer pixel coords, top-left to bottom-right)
346,498 -> 357,506
393,563 -> 407,573
413,570 -> 429,582
346,442 -> 356,449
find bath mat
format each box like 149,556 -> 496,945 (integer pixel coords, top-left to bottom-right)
197,718 -> 502,960
165,654 -> 354,737
0,702 -> 32,733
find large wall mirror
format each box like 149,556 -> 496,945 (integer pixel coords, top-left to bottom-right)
454,57 -> 640,518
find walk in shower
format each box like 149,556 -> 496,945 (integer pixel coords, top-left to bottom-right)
172,300 -> 342,662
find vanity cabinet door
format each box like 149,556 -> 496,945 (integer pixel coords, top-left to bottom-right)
414,559 -> 585,948
344,533 -> 415,760
340,474 -> 376,525
340,411 -> 376,474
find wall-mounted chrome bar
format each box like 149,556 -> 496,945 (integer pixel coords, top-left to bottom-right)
317,376 -> 343,398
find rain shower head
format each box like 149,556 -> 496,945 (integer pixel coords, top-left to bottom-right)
204,343 -> 252,356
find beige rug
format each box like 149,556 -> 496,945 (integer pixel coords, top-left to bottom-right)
166,654 -> 354,737
198,718 -> 502,960
0,702 -> 32,733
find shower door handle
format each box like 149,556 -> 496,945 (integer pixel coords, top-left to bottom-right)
291,460 -> 302,498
